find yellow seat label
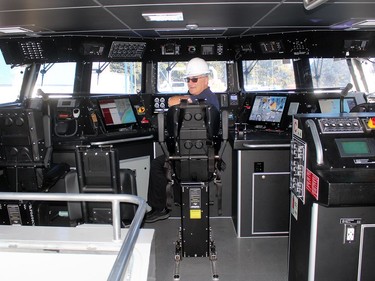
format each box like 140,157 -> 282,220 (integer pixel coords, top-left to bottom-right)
190,209 -> 201,219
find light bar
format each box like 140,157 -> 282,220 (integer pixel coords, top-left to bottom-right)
142,12 -> 183,22
0,27 -> 33,34
353,20 -> 375,28
303,0 -> 329,10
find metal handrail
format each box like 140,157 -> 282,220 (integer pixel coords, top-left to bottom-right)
0,192 -> 147,281
242,143 -> 291,149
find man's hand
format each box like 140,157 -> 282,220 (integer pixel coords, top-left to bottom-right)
168,95 -> 191,107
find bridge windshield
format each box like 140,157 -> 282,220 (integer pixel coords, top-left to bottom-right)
0,52 -> 27,103
33,62 -> 76,96
242,59 -> 295,91
90,62 -> 142,94
309,58 -> 352,89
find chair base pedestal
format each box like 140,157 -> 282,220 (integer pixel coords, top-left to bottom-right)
172,182 -> 219,281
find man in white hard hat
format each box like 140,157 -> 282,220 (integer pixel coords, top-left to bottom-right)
167,57 -> 219,110
145,57 -> 219,223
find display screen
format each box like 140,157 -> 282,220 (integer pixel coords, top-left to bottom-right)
249,95 -> 287,123
342,141 -> 370,154
335,138 -> 375,157
318,98 -> 356,113
98,97 -> 137,129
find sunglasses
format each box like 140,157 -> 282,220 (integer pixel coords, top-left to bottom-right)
184,77 -> 200,83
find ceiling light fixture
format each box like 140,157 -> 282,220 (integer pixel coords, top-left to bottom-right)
0,27 -> 33,34
331,19 -> 375,30
142,12 -> 183,22
303,0 -> 329,10
353,20 -> 375,28
186,24 -> 198,30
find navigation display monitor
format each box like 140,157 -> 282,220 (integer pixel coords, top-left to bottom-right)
98,97 -> 137,130
318,97 -> 356,113
249,95 -> 287,124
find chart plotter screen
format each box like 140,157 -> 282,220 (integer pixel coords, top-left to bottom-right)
249,95 -> 287,123
98,97 -> 137,130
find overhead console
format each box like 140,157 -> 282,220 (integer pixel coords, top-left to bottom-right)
1,30 -> 375,64
146,31 -> 375,61
232,31 -> 375,60
159,41 -> 225,58
0,37 -> 147,64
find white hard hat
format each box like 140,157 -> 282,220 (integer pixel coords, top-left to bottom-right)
184,57 -> 210,77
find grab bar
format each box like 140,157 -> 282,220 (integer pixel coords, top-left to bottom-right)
91,134 -> 154,146
242,143 -> 291,149
0,192 -> 147,281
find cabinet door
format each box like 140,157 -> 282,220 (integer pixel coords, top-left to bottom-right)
253,173 -> 290,234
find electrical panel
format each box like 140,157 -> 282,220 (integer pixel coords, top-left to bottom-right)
290,137 -> 307,203
108,41 -> 146,59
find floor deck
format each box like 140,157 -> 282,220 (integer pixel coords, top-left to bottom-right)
145,217 -> 288,281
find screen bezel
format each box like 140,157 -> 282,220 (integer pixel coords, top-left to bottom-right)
97,97 -> 138,131
318,97 -> 357,114
247,95 -> 288,130
335,138 -> 375,158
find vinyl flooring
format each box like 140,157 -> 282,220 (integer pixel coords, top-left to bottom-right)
144,217 -> 288,281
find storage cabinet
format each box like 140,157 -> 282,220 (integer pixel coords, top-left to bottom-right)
232,147 -> 290,237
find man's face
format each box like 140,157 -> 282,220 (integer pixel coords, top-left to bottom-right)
186,75 -> 209,95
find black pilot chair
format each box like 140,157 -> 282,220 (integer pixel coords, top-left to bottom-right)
158,99 -> 228,280
0,107 -> 70,225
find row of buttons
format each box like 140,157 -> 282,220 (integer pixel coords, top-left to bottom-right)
319,118 -> 363,133
321,121 -> 359,128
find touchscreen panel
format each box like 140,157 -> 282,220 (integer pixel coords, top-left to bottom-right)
318,97 -> 356,113
98,97 -> 137,130
249,95 -> 287,123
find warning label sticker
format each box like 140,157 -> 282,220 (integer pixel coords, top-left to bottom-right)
189,188 -> 201,209
190,209 -> 201,219
293,119 -> 302,138
306,168 -> 319,200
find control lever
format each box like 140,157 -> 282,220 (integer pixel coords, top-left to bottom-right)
340,83 -> 353,113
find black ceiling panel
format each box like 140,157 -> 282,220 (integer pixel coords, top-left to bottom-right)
0,7 -> 128,33
99,0 -> 281,4
0,1 -> 373,38
107,4 -> 277,30
259,3 -> 375,28
0,0 -> 98,10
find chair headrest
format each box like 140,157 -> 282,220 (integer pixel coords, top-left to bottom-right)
166,102 -> 220,140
